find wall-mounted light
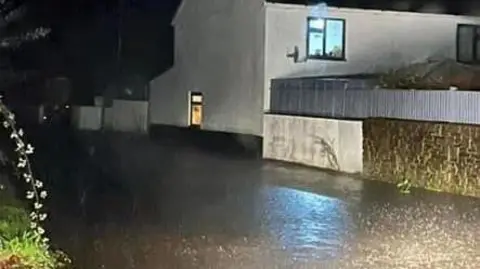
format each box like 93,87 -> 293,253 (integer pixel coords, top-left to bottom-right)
287,46 -> 307,63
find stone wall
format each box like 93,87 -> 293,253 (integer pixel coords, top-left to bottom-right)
363,118 -> 480,197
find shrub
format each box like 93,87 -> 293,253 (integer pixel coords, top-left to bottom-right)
0,98 -> 71,269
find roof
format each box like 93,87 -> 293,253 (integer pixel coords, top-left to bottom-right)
172,0 -> 184,25
172,0 -> 480,25
266,0 -> 480,16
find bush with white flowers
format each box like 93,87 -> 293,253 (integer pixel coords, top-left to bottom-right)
0,100 -> 48,241
0,98 -> 70,268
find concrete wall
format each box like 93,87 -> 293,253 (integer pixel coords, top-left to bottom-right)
264,3 -> 480,110
263,114 -> 363,173
149,0 -> 265,136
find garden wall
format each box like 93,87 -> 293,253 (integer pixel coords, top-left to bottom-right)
268,77 -> 480,197
363,118 -> 480,197
71,100 -> 149,133
263,114 -> 363,173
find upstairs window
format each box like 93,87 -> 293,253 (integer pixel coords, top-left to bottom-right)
457,24 -> 480,64
307,17 -> 346,60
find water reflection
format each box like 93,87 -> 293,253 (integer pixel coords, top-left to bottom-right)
39,132 -> 480,269
260,186 -> 354,261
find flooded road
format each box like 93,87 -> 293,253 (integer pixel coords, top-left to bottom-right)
37,133 -> 479,269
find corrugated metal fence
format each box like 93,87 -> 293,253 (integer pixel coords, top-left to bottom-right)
270,79 -> 480,124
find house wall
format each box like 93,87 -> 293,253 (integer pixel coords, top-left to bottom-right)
264,3 -> 480,110
109,100 -> 149,133
149,0 -> 265,136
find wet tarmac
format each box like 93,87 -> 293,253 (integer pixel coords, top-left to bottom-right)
38,133 -> 479,269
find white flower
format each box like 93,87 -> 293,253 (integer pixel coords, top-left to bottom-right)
42,237 -> 49,243
30,222 -> 37,229
26,144 -> 34,154
35,180 -> 43,188
17,157 -> 26,168
39,213 -> 47,221
40,191 -> 47,199
23,173 -> 32,183
34,202 -> 42,209
10,131 -> 17,139
30,211 -> 38,220
26,191 -> 35,199
15,140 -> 24,150
2,121 -> 8,128
18,128 -> 23,137
37,226 -> 45,235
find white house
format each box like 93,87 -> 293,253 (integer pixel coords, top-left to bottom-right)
149,0 -> 480,139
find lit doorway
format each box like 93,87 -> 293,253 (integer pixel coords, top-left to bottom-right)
189,91 -> 203,128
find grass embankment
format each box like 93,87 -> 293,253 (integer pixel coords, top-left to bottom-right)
0,184 -> 69,269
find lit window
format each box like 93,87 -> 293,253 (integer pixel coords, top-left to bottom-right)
307,17 -> 346,60
457,24 -> 480,63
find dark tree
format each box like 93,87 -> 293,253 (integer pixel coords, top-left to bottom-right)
0,0 -> 50,102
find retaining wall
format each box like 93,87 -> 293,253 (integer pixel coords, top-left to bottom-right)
264,114 -> 480,197
263,114 -> 363,173
364,118 -> 480,197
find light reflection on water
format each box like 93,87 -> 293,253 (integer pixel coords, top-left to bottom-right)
260,186 -> 355,261
39,133 -> 480,268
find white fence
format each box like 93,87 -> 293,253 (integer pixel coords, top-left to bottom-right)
270,79 -> 480,124
71,99 -> 149,133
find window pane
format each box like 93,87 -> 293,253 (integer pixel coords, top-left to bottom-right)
475,39 -> 480,61
308,32 -> 324,57
475,28 -> 480,61
308,18 -> 324,31
325,19 -> 344,58
457,25 -> 474,62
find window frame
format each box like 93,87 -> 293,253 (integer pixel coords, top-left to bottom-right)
456,23 -> 480,64
306,17 -> 346,61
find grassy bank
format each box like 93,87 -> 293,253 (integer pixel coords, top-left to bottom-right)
0,183 -> 70,269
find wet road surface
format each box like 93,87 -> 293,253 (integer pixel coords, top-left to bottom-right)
39,133 -> 480,269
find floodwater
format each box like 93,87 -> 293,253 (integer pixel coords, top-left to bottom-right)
34,132 -> 480,269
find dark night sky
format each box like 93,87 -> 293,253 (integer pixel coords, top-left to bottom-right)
158,0 -> 479,17
5,0 -> 183,103
155,0 -> 478,16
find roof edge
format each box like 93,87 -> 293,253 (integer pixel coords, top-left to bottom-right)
265,2 -> 480,19
171,0 -> 186,25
